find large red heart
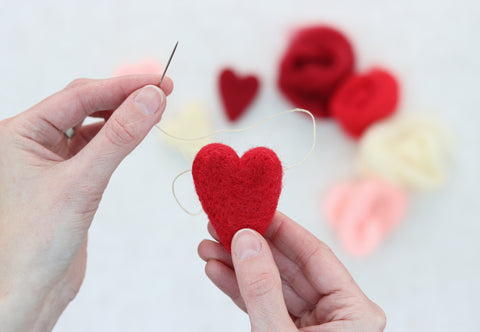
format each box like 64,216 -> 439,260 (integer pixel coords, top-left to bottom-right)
192,143 -> 283,252
219,68 -> 260,122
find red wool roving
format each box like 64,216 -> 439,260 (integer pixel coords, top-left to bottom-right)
219,68 -> 260,122
278,25 -> 355,117
330,68 -> 400,138
192,143 -> 283,252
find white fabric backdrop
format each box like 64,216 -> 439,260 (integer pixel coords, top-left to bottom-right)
1,1 -> 479,331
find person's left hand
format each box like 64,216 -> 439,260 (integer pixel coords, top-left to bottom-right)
198,212 -> 386,332
0,75 -> 172,331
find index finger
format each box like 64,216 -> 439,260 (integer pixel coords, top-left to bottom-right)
265,211 -> 360,296
28,75 -> 173,132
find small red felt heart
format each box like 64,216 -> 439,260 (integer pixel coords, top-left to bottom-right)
192,143 -> 283,252
219,68 -> 260,122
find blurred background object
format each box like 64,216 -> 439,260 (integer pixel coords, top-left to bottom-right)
1,1 -> 479,331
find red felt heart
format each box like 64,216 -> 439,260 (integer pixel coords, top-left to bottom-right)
219,68 -> 260,122
192,143 -> 283,252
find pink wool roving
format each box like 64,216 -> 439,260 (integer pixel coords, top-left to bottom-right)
114,59 -> 163,76
324,178 -> 407,256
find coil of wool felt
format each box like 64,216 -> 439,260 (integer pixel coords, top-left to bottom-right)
323,177 -> 407,256
113,59 -> 163,76
330,68 -> 400,138
192,143 -> 283,252
160,102 -> 212,161
219,68 -> 260,122
356,114 -> 452,190
278,25 -> 355,117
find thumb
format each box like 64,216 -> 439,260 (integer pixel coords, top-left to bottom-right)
71,84 -> 166,188
231,229 -> 296,332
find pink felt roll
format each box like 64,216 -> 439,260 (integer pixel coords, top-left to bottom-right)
114,59 -> 163,76
324,177 -> 407,257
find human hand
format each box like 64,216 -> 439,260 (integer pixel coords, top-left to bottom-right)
0,75 -> 173,331
198,211 -> 386,332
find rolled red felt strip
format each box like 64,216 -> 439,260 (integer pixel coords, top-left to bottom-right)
330,68 -> 400,138
278,26 -> 355,117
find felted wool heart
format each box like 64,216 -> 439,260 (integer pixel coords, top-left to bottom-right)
219,68 -> 260,122
278,26 -> 355,117
192,143 -> 283,252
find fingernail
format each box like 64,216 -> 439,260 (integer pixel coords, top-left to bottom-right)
233,229 -> 261,260
134,85 -> 165,115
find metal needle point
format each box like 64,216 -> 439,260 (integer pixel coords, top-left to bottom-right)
158,41 -> 178,87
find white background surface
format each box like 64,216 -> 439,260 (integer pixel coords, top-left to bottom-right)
1,0 -> 479,331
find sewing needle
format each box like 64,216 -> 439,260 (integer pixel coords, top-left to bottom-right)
158,41 -> 178,87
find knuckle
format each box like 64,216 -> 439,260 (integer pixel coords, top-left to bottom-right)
294,241 -> 322,269
278,263 -> 301,286
0,119 -> 7,133
65,78 -> 91,89
317,239 -> 334,255
105,116 -> 136,147
244,272 -> 279,299
371,302 -> 387,330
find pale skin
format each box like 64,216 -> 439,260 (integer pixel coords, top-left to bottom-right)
0,75 -> 386,331
198,214 -> 386,331
0,75 -> 172,331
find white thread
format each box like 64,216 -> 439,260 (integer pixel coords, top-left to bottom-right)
172,169 -> 202,216
157,108 -> 316,170
162,108 -> 317,215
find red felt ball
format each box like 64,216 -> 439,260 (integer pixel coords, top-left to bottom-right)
330,68 -> 400,138
219,68 -> 260,122
278,26 -> 355,117
192,143 -> 283,252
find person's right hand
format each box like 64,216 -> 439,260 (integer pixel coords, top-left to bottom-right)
0,75 -> 172,331
198,211 -> 386,332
